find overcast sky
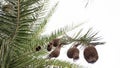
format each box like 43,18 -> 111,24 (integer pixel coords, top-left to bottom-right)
45,0 -> 120,68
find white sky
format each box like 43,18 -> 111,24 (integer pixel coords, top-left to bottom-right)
45,0 -> 120,68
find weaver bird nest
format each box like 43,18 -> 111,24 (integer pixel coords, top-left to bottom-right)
36,29 -> 105,64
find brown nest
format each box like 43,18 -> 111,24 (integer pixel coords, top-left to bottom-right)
84,46 -> 98,63
52,39 -> 60,47
36,46 -> 41,51
48,44 -> 62,58
67,47 -> 79,60
47,42 -> 53,51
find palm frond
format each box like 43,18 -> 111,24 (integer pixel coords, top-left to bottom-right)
31,2 -> 58,39
0,0 -> 105,68
0,39 -> 11,68
63,28 -> 105,46
36,23 -> 83,48
45,59 -> 82,68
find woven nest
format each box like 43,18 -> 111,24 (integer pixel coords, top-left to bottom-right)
48,44 -> 61,58
52,39 -> 60,47
47,43 -> 52,51
84,46 -> 98,63
67,47 -> 79,60
36,46 -> 41,51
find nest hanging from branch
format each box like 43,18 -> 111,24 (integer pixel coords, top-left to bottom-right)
84,46 -> 98,63
47,38 -> 60,51
67,43 -> 80,61
48,43 -> 62,59
47,42 -> 53,51
36,46 -> 41,51
52,39 -> 60,47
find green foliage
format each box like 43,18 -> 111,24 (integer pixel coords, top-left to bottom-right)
0,0 -> 84,68
0,0 -> 104,68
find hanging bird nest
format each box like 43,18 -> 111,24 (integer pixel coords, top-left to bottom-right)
52,39 -> 60,47
73,48 -> 79,60
48,43 -> 62,59
47,42 -> 53,51
47,38 -> 60,51
67,43 -> 80,60
36,46 -> 41,51
84,46 -> 98,63
67,47 -> 76,58
46,29 -> 105,62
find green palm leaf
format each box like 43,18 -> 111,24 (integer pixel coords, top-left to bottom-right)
0,0 -> 82,68
0,0 -> 104,68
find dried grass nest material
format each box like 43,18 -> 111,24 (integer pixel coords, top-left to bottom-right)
67,46 -> 79,60
36,46 -> 41,51
47,42 -> 53,51
52,39 -> 60,47
84,46 -> 98,63
48,44 -> 62,58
